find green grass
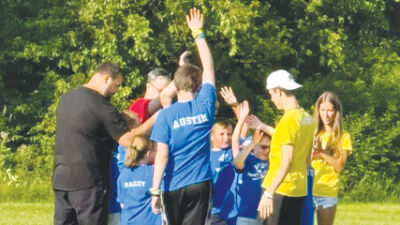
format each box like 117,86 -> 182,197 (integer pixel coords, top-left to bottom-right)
0,202 -> 53,225
0,202 -> 399,225
334,203 -> 400,225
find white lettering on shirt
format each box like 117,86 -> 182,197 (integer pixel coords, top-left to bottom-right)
247,162 -> 268,181
124,181 -> 146,188
172,113 -> 209,129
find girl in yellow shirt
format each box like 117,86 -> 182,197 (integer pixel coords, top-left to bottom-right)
311,92 -> 352,225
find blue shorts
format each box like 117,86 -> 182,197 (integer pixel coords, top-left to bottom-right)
313,196 -> 338,209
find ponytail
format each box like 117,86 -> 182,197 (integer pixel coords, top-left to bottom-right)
124,134 -> 152,168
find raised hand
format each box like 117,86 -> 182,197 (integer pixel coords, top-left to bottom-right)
186,8 -> 203,31
178,51 -> 190,66
252,128 -> 264,145
246,114 -> 262,130
220,86 -> 238,106
238,101 -> 250,120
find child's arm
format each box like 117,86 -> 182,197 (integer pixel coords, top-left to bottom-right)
220,86 -> 248,139
159,51 -> 190,108
233,129 -> 263,170
150,142 -> 169,214
231,101 -> 249,158
186,8 -> 215,86
159,82 -> 176,108
246,114 -> 275,136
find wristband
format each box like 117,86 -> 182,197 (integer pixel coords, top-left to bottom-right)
262,190 -> 274,199
150,188 -> 161,197
195,32 -> 206,42
191,28 -> 203,39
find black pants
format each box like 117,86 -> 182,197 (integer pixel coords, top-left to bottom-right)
161,180 -> 212,225
53,185 -> 108,225
265,194 -> 305,225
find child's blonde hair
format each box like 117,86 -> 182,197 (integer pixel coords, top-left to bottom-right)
124,134 -> 153,168
211,118 -> 233,134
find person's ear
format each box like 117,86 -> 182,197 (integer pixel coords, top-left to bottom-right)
278,89 -> 283,98
104,74 -> 112,84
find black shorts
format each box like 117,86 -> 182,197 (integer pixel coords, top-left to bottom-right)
265,194 -> 305,225
53,185 -> 108,225
161,180 -> 212,225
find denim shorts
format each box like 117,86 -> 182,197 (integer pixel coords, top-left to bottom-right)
313,196 -> 338,209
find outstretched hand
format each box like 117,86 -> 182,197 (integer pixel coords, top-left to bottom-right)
220,86 -> 238,106
246,114 -> 263,130
186,8 -> 204,31
238,101 -> 250,120
252,128 -> 264,145
179,51 -> 190,66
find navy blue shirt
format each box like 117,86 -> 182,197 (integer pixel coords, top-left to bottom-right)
237,154 -> 268,218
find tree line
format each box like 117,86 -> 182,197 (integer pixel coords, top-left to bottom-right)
0,0 -> 399,201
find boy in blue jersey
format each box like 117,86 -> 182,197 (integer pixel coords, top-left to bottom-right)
209,119 -> 237,225
117,134 -> 161,225
150,8 -> 216,225
232,101 -> 270,225
209,86 -> 248,225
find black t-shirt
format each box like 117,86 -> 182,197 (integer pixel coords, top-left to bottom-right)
53,87 -> 129,191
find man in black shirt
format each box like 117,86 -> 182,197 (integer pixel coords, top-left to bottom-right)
53,63 -> 155,225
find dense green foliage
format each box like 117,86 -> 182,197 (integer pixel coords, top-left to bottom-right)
0,0 -> 399,201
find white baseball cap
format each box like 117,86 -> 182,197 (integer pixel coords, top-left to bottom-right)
266,69 -> 302,90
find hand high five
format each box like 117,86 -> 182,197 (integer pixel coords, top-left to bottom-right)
186,8 -> 204,31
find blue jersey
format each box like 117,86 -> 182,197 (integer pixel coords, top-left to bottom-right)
108,148 -> 121,213
117,145 -> 127,173
237,154 -> 268,219
151,84 -> 216,191
210,148 -> 235,215
117,164 -> 161,225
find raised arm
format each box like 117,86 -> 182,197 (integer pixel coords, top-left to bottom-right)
186,8 -> 215,86
234,129 -> 263,170
159,82 -> 177,108
117,111 -> 159,148
231,101 -> 249,158
246,114 -> 275,136
220,86 -> 248,139
179,51 -> 191,66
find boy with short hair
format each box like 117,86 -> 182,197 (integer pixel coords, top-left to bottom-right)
232,101 -> 270,225
150,8 -> 216,225
209,119 -> 235,225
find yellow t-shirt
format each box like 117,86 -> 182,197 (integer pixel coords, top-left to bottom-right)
312,131 -> 352,197
262,108 -> 314,197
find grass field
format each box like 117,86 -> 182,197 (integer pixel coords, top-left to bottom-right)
0,202 -> 399,225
